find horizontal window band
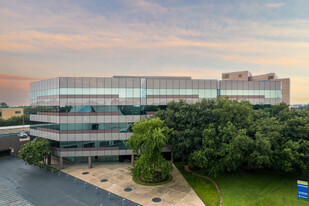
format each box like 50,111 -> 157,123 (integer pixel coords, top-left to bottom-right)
219,90 -> 282,98
37,112 -> 119,116
37,95 -> 120,99
35,111 -> 155,116
53,147 -> 122,151
220,95 -> 265,99
60,95 -> 119,98
30,88 -> 218,100
30,105 -> 167,115
36,127 -> 124,134
37,95 -> 58,99
146,95 -> 199,98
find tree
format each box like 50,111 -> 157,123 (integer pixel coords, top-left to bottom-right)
126,117 -> 173,182
18,138 -> 51,165
0,102 -> 9,108
0,115 -> 30,126
190,122 -> 253,177
156,99 -> 216,162
155,98 -> 309,177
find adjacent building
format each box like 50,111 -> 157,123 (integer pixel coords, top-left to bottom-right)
0,108 -> 24,120
221,71 -> 290,104
29,71 -> 290,168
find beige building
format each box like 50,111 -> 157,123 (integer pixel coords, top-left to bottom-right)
0,108 -> 24,120
222,71 -> 290,104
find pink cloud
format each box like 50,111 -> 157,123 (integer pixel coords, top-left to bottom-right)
153,68 -> 221,79
265,3 -> 285,8
222,55 -> 309,67
0,74 -> 43,91
0,73 -> 42,81
0,87 -> 29,106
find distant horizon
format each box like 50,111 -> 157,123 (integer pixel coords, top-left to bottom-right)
1,1 -> 309,105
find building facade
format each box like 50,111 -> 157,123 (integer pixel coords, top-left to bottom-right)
30,71 -> 289,168
222,71 -> 290,104
0,108 -> 24,120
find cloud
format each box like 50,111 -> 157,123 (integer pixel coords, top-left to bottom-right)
222,55 -> 309,67
0,74 -> 43,91
289,77 -> 309,104
2,29 -> 309,59
251,70 -> 267,74
292,96 -> 309,104
0,73 -> 42,81
265,3 -> 285,8
0,0 -> 309,105
0,87 -> 29,106
152,68 -> 222,79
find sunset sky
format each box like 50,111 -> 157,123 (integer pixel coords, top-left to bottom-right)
1,0 -> 309,106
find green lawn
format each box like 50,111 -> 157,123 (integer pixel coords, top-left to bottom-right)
176,164 -> 220,206
214,170 -> 308,206
191,168 -> 309,206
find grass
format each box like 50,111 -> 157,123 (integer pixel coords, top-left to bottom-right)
175,164 -> 220,206
132,173 -> 173,186
192,168 -> 309,206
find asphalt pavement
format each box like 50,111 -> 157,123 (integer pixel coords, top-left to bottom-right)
0,157 -> 139,206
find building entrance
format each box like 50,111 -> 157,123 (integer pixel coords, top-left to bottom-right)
0,149 -> 10,158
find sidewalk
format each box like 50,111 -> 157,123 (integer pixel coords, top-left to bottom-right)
56,158 -> 205,206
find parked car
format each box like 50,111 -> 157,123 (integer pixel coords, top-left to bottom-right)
18,132 -> 28,138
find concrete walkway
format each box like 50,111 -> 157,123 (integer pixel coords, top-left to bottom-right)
184,165 -> 223,206
60,161 -> 205,206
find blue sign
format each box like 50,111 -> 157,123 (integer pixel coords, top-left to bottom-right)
298,180 -> 308,202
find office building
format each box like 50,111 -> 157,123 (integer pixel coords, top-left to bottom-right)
221,71 -> 290,104
30,71 -> 290,168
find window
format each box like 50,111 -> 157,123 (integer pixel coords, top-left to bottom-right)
223,74 -> 229,79
91,124 -> 98,130
84,143 -> 94,148
64,145 -> 77,148
239,74 -> 242,78
15,111 -> 21,114
100,141 -> 109,147
268,76 -> 274,80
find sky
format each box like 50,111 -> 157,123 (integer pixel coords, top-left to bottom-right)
1,0 -> 309,106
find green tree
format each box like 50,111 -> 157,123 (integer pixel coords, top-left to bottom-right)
156,99 -> 216,162
190,122 -> 253,177
126,117 -> 173,182
156,98 -> 309,176
0,102 -> 9,108
18,138 -> 51,165
0,115 -> 30,126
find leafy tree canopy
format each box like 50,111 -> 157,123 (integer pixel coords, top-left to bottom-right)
126,117 -> 173,182
157,98 -> 309,177
0,102 -> 9,108
18,138 -> 51,165
0,115 -> 30,126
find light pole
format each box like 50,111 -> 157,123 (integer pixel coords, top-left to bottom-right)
22,114 -> 24,131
